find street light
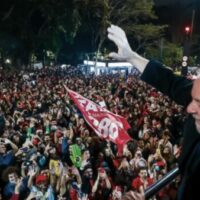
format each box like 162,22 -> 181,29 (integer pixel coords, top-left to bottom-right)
181,26 -> 191,76
5,59 -> 11,64
184,26 -> 191,34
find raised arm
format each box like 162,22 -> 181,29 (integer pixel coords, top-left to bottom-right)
107,24 -> 192,106
107,24 -> 149,73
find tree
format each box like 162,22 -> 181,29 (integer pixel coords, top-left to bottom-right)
74,0 -> 166,58
0,0 -> 81,67
108,0 -> 167,52
145,39 -> 183,66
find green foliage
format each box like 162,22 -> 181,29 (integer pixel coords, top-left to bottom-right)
0,0 -> 190,66
145,39 -> 183,66
74,0 -> 167,57
0,0 -> 81,66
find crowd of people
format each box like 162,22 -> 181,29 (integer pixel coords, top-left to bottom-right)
0,65 -> 185,200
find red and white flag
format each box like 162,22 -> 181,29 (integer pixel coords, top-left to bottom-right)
65,86 -> 132,154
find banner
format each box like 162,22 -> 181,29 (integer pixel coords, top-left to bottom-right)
65,86 -> 132,154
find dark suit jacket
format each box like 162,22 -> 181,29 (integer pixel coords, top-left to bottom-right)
141,60 -> 200,200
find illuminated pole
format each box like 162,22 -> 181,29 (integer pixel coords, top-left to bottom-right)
181,9 -> 195,76
181,26 -> 190,76
191,9 -> 195,38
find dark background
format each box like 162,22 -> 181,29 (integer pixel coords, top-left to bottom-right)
0,0 -> 199,66
154,0 -> 200,42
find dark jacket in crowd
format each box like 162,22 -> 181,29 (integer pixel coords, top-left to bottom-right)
141,60 -> 199,200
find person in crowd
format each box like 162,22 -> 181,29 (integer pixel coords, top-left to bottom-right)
109,185 -> 123,200
27,168 -> 55,200
2,166 -> 29,199
81,164 -> 94,198
92,167 -> 112,199
130,148 -> 147,174
131,167 -> 153,195
0,138 -> 18,168
107,24 -> 200,200
0,47 -> 186,199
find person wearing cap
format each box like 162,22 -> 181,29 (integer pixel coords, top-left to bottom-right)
107,24 -> 200,200
27,170 -> 55,200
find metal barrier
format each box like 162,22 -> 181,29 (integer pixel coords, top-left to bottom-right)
144,167 -> 180,199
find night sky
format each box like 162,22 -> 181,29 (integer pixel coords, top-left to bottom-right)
154,0 -> 198,6
154,0 -> 200,42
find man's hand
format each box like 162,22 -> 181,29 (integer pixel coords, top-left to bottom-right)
15,177 -> 23,194
107,24 -> 149,73
107,24 -> 134,62
123,191 -> 145,200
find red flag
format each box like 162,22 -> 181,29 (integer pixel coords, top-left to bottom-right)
65,86 -> 132,155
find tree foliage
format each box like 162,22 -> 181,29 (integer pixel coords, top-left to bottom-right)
0,0 -> 81,66
0,0 -> 184,67
113,0 -> 166,52
76,0 -> 167,54
145,39 -> 183,66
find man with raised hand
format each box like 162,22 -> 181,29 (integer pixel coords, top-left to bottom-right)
107,24 -> 200,200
